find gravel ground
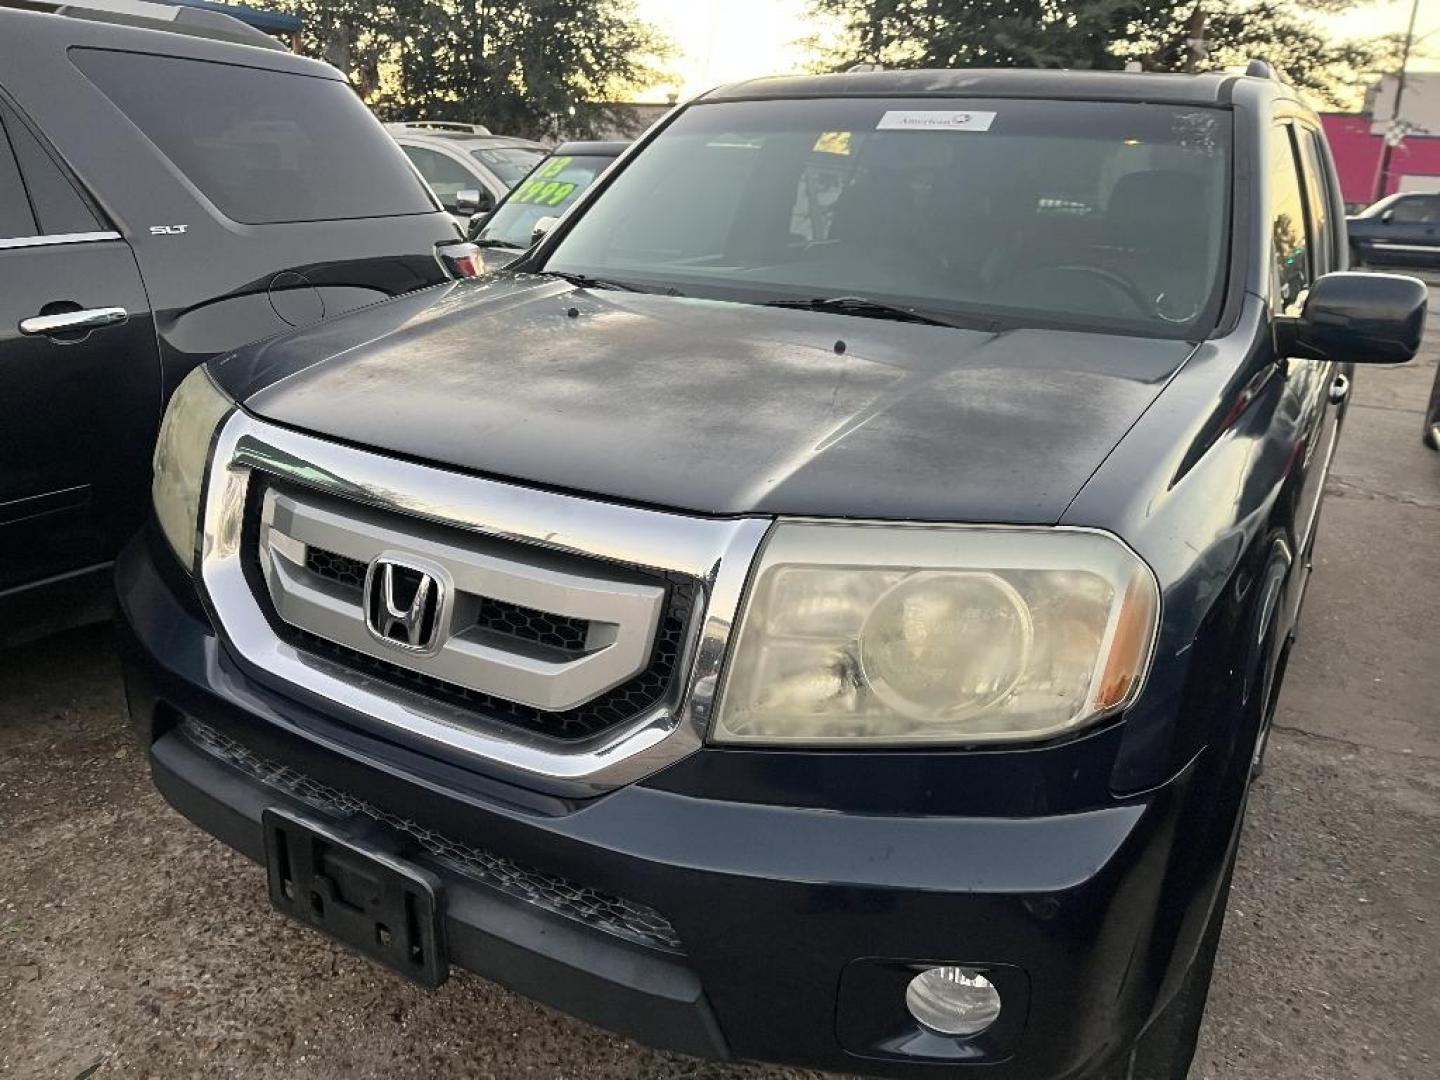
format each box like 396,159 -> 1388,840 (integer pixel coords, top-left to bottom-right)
1,296 -> 1437,1080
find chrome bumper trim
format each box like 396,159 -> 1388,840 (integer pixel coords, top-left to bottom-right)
199,411 -> 771,795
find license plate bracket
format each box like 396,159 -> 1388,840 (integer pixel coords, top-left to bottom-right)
262,807 -> 447,988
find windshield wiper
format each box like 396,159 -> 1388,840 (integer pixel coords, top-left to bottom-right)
473,237 -> 523,250
762,295 -> 992,330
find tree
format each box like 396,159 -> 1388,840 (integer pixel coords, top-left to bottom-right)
811,0 -> 1145,71
811,0 -> 1398,108
1117,0 -> 1399,104
258,0 -> 670,138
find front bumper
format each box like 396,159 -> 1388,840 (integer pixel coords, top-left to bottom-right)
117,526 -> 1212,1079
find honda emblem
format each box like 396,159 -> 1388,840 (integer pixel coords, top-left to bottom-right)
364,557 -> 445,653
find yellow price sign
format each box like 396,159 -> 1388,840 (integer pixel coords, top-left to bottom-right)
509,180 -> 577,207
508,157 -> 579,206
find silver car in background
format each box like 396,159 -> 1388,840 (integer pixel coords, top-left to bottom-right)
386,121 -> 548,226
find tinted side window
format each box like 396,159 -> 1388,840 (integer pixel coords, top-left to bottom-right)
1296,128 -> 1334,276
1268,126 -> 1310,311
0,119 -> 38,238
401,146 -> 474,207
0,101 -> 100,235
73,50 -> 435,224
1392,195 -> 1440,223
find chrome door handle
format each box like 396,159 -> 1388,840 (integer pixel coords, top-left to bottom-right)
1329,373 -> 1350,405
19,306 -> 128,337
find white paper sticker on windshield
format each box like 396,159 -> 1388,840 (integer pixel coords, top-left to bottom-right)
877,110 -> 996,133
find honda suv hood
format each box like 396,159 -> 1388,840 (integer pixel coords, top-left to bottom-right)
217,276 -> 1197,523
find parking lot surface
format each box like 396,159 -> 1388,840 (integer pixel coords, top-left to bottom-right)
1,294 -> 1437,1079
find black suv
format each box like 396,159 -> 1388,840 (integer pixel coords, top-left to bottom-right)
117,67 -> 1426,1079
1348,190 -> 1440,269
0,1 -> 461,644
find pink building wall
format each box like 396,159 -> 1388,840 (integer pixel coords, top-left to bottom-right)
1321,113 -> 1440,206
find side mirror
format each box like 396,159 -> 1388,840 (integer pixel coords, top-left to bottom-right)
454,188 -> 494,217
531,215 -> 560,246
1380,208 -> 1395,224
1277,271 -> 1427,365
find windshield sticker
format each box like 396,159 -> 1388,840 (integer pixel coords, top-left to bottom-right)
813,131 -> 852,155
877,110 -> 996,133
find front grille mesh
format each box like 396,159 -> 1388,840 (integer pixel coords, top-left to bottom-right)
306,547 -> 367,590
182,718 -> 683,954
474,596 -> 589,653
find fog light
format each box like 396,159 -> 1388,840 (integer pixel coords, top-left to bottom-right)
905,966 -> 1001,1036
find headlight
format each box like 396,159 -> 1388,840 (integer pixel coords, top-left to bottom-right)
711,522 -> 1159,745
152,365 -> 234,570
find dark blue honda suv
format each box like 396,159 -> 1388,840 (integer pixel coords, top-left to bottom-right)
117,65 -> 1427,1079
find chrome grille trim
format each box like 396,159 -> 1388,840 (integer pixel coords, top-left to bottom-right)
198,410 -> 772,795
258,485 -> 667,711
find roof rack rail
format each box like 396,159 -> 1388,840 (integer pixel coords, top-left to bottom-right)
6,0 -> 289,50
386,121 -> 494,136
1245,58 -> 1277,79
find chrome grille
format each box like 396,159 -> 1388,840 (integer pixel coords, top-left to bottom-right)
250,482 -> 697,740
198,412 -> 771,794
276,580 -> 697,741
306,543 -> 595,656
182,718 -> 683,953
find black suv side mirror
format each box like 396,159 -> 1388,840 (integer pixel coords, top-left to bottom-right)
1277,271 -> 1427,365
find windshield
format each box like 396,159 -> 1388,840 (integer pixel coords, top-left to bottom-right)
473,145 -> 547,188
478,153 -> 617,248
543,98 -> 1232,337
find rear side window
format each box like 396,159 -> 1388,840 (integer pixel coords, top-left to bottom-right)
400,145 -> 476,207
0,119 -> 38,238
0,100 -> 101,235
72,49 -> 435,224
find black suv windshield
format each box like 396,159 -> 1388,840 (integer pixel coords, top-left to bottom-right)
543,98 -> 1232,337
478,153 -> 616,248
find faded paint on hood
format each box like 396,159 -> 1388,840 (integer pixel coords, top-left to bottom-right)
214,275 -> 1197,523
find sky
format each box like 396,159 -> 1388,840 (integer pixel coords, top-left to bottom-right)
633,0 -> 1440,102
1322,0 -> 1440,71
632,0 -> 814,99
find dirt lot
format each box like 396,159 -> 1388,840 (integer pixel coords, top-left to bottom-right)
1,297 -> 1438,1079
